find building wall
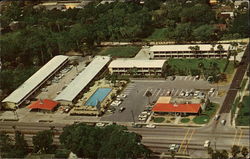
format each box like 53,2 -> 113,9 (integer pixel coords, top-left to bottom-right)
109,67 -> 163,76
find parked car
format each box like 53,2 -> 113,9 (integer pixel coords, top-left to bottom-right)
138,117 -> 147,121
221,119 -> 226,125
141,111 -> 151,115
180,91 -> 185,96
138,114 -> 148,118
146,124 -> 156,128
119,107 -> 126,112
195,75 -> 200,80
194,91 -> 200,96
204,140 -> 210,148
166,90 -> 171,96
209,88 -> 215,94
168,144 -> 180,152
132,123 -> 143,128
214,114 -> 220,121
185,92 -> 189,97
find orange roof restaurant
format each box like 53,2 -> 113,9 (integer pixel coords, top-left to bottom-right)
152,96 -> 206,116
27,99 -> 59,112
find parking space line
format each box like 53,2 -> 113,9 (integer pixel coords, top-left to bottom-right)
143,88 -> 149,96
193,77 -> 196,81
174,90 -> 179,96
156,88 -> 162,97
152,89 -> 158,96
184,76 -> 188,80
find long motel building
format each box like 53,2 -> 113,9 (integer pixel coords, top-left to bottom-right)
108,59 -> 166,76
149,44 -> 231,59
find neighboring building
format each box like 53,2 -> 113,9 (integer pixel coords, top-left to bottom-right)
34,1 -> 91,10
152,96 -> 208,115
2,55 -> 69,109
54,56 -> 111,105
209,0 -> 218,5
27,99 -> 59,112
219,11 -> 234,19
234,0 -> 249,9
108,59 -> 166,76
149,44 -> 231,59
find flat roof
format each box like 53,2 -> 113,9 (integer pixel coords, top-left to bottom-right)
150,44 -> 231,52
2,55 -> 69,105
54,56 -> 111,102
108,59 -> 166,68
152,103 -> 201,113
156,96 -> 171,103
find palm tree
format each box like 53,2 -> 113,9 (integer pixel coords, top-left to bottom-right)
145,91 -> 152,105
194,45 -> 200,58
241,147 -> 249,158
189,46 -> 195,58
231,145 -> 240,158
217,44 -> 224,58
230,42 -> 238,50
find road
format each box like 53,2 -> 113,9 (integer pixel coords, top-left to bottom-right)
219,44 -> 249,113
0,121 -> 249,158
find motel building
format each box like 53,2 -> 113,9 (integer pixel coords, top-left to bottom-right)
108,59 -> 166,76
152,96 -> 208,116
27,99 -> 59,113
1,55 -> 69,110
149,44 -> 231,59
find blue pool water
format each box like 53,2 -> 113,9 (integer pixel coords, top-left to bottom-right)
85,88 -> 112,106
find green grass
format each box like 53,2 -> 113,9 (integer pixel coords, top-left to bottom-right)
236,96 -> 250,126
203,103 -> 219,117
180,118 -> 190,123
240,78 -> 248,92
99,46 -> 140,58
153,117 -> 165,123
193,115 -> 210,124
168,59 -> 231,73
231,96 -> 241,117
224,61 -> 235,74
146,28 -> 168,41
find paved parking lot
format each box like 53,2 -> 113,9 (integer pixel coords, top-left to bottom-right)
101,76 -> 229,123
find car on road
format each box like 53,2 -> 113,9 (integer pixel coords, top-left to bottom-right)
204,140 -> 210,148
214,114 -> 220,121
168,144 -> 180,152
146,124 -> 156,128
119,107 -> 126,112
132,124 -> 143,128
221,119 -> 226,125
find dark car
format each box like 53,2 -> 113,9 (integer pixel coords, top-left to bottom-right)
119,107 -> 126,112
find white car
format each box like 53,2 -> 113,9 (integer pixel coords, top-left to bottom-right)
168,144 -> 180,152
185,92 -> 189,97
111,100 -> 122,107
141,111 -> 151,115
96,123 -> 105,127
221,119 -> 226,125
138,117 -> 147,121
138,114 -> 148,118
180,91 -> 185,96
194,91 -> 200,96
166,90 -> 171,96
204,140 -> 210,148
209,88 -> 215,94
146,124 -> 156,128
117,94 -> 127,98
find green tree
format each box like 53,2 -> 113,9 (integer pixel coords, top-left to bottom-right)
59,123 -> 151,158
192,25 -> 216,42
231,145 -> 241,158
241,146 -> 249,158
221,150 -> 229,159
32,130 -> 54,153
0,131 -> 12,154
14,131 -> 28,157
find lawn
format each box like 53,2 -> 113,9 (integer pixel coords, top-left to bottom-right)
193,115 -> 210,124
99,46 -> 140,58
153,117 -> 165,123
231,96 -> 240,118
240,78 -> 248,92
193,102 -> 219,124
168,59 -> 233,74
236,96 -> 250,126
146,28 -> 168,41
180,118 -> 190,123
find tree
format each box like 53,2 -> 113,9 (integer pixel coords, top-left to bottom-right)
231,145 -> 241,158
59,123 -> 151,158
14,131 -> 28,157
192,25 -> 216,42
241,146 -> 249,158
229,49 -> 238,65
221,150 -> 229,159
217,44 -> 224,58
170,150 -> 176,159
32,130 -> 54,153
0,131 -> 12,155
72,60 -> 79,73
145,90 -> 152,105
207,147 -> 214,156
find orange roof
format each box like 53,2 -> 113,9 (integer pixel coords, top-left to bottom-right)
28,99 -> 59,111
152,103 -> 201,113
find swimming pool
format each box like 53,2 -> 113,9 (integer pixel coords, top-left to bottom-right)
85,88 -> 112,106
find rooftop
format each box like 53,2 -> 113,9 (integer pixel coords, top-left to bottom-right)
108,59 -> 166,68
54,56 -> 111,102
27,99 -> 59,111
150,44 -> 231,52
2,55 -> 68,105
152,103 -> 201,113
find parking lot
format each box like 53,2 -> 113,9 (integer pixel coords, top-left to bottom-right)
101,76 -> 229,123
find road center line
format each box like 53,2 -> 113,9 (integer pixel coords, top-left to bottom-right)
183,129 -> 195,153
178,129 -> 190,153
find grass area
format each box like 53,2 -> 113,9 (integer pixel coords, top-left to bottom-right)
224,61 -> 235,74
168,59 -> 233,74
231,96 -> 240,118
236,96 -> 250,126
193,115 -> 210,124
146,28 -> 168,41
99,46 -> 140,58
240,78 -> 248,92
203,103 -> 219,117
153,117 -> 165,123
180,118 -> 190,123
